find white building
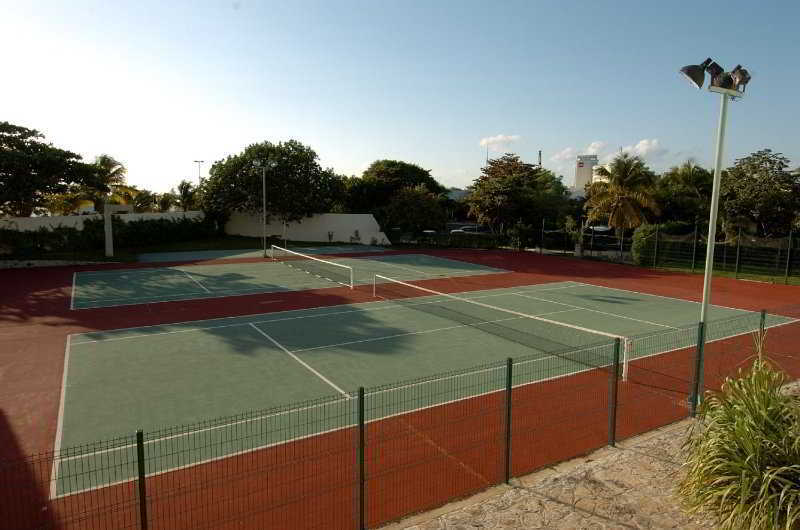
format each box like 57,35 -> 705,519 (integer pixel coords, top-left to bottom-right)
571,155 -> 599,197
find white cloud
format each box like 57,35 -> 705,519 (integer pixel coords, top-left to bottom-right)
623,138 -> 668,159
479,134 -> 521,153
550,147 -> 576,162
585,141 -> 607,155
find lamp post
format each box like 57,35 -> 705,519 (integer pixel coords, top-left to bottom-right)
193,160 -> 205,181
679,58 -> 751,412
253,158 -> 277,258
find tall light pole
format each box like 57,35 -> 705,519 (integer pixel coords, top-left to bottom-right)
679,58 -> 751,413
193,160 -> 205,181
253,158 -> 277,258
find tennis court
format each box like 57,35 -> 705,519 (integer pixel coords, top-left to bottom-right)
70,248 -> 504,309
53,278 -> 794,496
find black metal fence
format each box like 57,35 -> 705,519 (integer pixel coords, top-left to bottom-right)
538,220 -> 799,284
2,310 -> 798,530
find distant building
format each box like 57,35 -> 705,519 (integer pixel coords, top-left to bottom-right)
570,155 -> 599,197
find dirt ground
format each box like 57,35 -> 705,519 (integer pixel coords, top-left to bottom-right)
386,380 -> 800,529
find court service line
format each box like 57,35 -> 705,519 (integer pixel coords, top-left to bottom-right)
293,309 -> 583,353
182,270 -> 211,293
512,292 -> 679,330
49,334 -> 71,499
70,284 -> 583,345
69,273 -> 76,310
248,323 -> 349,398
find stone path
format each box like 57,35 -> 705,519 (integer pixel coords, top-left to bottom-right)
385,419 -> 715,529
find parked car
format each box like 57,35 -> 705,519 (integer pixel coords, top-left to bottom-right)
450,225 -> 490,235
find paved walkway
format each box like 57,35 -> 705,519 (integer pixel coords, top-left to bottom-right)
385,419 -> 715,529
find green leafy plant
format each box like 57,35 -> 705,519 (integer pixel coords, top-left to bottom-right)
679,333 -> 800,529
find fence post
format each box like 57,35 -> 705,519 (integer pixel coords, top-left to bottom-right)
653,225 -> 660,268
691,222 -> 698,273
690,322 -> 706,417
504,358 -> 513,484
608,339 -> 621,447
734,227 -> 742,279
358,387 -> 366,530
785,230 -> 793,285
590,228 -> 595,257
136,430 -> 148,530
540,219 -> 545,255
618,231 -> 624,262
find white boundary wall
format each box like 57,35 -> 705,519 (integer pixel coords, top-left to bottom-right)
0,211 -> 204,232
225,212 -> 390,245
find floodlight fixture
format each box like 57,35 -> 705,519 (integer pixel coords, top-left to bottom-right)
730,65 -> 751,93
679,58 -> 713,89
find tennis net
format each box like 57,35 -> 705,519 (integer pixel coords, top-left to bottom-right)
373,274 -> 633,374
271,245 -> 354,289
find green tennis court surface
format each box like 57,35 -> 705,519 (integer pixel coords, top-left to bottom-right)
54,280 -> 794,495
136,245 -> 386,263
72,253 -> 503,309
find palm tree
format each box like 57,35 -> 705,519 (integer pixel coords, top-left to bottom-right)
84,155 -> 129,212
584,153 -> 659,230
174,180 -> 196,211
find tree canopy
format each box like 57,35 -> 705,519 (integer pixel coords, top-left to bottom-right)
720,149 -> 799,237
0,121 -> 100,216
466,153 -> 569,234
584,153 -> 659,230
199,140 -> 345,230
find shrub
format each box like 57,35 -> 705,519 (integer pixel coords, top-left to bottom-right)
631,224 -> 658,265
679,354 -> 800,529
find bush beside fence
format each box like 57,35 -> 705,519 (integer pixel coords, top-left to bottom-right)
3,310 -> 797,529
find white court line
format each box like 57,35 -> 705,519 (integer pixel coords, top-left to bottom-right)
570,281 -> 754,315
52,317 -> 800,500
49,334 -> 71,499
69,273 -> 76,311
182,270 -> 211,293
512,292 -> 678,330
293,309 -> 582,353
248,323 -> 349,397
70,283 -> 583,345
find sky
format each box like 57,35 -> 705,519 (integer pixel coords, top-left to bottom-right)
2,0 -> 798,192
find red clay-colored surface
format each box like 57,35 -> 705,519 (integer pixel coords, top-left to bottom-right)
2,249 -> 799,529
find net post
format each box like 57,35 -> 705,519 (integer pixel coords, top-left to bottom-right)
759,309 -> 766,335
690,321 -> 706,417
357,387 -> 366,530
621,338 -> 630,381
608,339 -> 620,448
350,268 -> 354,289
372,275 -> 376,297
136,429 -> 148,530
504,357 -> 513,484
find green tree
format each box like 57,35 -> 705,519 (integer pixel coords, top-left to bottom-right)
720,149 -> 799,237
343,160 -> 446,224
0,121 -> 99,216
131,189 -> 156,212
174,179 -> 197,211
200,140 -> 343,233
383,185 -> 446,234
81,154 -> 130,212
584,153 -> 659,230
466,153 -> 569,234
157,192 -> 176,212
655,160 -> 713,224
